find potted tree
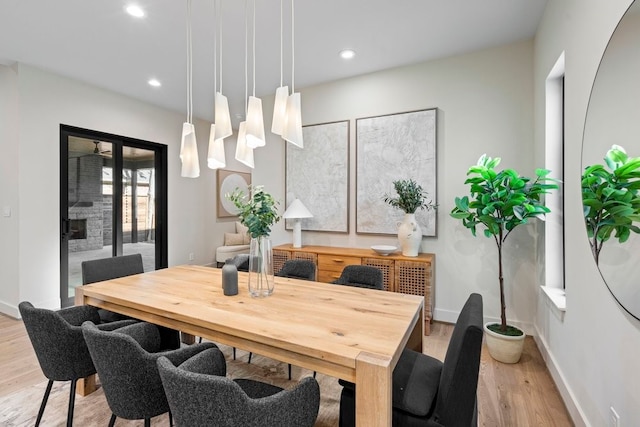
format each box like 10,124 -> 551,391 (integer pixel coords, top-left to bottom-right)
582,144 -> 640,265
383,179 -> 436,256
450,154 -> 558,363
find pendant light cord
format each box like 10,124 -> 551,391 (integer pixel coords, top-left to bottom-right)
186,0 -> 193,123
279,0 -> 283,87
291,0 -> 295,92
252,0 -> 256,97
244,0 -> 248,116
213,0 -> 217,95
219,0 -> 223,94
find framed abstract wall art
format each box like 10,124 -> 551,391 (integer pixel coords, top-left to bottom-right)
356,108 -> 437,236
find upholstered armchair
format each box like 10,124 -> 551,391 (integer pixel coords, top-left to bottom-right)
82,321 -> 217,427
339,293 -> 484,427
158,348 -> 321,427
18,301 -> 136,427
331,265 -> 384,290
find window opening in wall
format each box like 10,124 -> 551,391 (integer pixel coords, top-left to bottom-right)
543,52 -> 566,312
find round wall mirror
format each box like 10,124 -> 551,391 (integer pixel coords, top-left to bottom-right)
582,0 -> 640,320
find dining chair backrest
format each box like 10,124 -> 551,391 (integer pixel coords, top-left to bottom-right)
276,259 -> 316,281
81,253 -> 144,285
331,265 -> 384,290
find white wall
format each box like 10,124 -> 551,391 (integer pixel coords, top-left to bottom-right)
0,63 -> 237,316
0,64 -> 20,314
534,0 -> 640,425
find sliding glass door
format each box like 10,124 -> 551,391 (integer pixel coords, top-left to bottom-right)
60,126 -> 168,307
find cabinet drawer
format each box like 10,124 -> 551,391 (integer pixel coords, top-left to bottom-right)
317,270 -> 344,283
317,254 -> 361,273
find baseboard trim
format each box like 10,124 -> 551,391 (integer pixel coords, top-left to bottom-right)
0,300 -> 20,319
534,325 -> 590,427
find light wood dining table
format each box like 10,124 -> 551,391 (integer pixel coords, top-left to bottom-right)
75,264 -> 424,426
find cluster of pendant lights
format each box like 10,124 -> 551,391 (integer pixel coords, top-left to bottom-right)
180,0 -> 303,178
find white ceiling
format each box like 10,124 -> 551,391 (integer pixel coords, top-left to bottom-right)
0,0 -> 547,125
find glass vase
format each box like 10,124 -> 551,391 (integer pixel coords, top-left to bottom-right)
248,236 -> 274,297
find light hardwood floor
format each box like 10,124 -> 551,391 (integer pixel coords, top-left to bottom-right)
0,313 -> 573,426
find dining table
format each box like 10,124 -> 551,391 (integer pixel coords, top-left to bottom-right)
75,264 -> 424,426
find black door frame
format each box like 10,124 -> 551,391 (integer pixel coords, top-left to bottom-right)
60,124 -> 168,306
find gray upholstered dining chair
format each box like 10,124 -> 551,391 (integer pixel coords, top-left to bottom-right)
275,259 -> 316,281
82,321 -> 217,427
331,265 -> 384,290
157,347 -> 321,427
339,293 -> 484,427
18,301 -> 136,427
82,253 -> 181,350
249,259 -> 317,380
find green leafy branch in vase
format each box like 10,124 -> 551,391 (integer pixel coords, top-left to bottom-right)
582,145 -> 640,265
227,185 -> 281,238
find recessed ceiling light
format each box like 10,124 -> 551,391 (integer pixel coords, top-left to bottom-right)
340,49 -> 356,60
148,79 -> 161,87
126,5 -> 145,18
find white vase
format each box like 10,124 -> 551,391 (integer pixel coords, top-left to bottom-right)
248,236 -> 274,297
398,213 -> 422,257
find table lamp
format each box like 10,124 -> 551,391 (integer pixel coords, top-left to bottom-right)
283,199 -> 313,248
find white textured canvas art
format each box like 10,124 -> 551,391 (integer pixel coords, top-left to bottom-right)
286,121 -> 349,233
356,109 -> 437,236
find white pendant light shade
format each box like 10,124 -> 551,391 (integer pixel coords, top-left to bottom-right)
180,122 -> 200,178
245,96 -> 266,148
207,124 -> 226,169
282,92 -> 303,148
214,92 -> 233,140
271,85 -> 289,135
235,121 -> 255,168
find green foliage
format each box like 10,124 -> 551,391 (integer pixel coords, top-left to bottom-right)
450,154 -> 558,245
450,154 -> 558,334
383,179 -> 436,214
581,145 -> 640,264
227,185 -> 281,238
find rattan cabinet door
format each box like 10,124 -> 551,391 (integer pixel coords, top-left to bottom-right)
362,257 -> 395,292
395,260 -> 432,330
273,249 -> 291,275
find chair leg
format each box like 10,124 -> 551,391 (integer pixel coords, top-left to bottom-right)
169,410 -> 173,427
313,371 -> 317,379
35,379 -> 54,427
66,379 -> 77,427
145,418 -> 151,427
233,347 -> 236,360
108,414 -> 117,427
248,352 -> 253,364
288,363 -> 292,380
198,336 -> 202,343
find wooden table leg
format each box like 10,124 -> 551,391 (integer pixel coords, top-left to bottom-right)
355,352 -> 392,427
76,375 -> 96,396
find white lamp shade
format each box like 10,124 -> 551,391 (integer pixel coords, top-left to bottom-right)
245,96 -> 266,148
283,198 -> 313,219
207,124 -> 226,169
180,122 -> 200,178
271,85 -> 289,136
282,92 -> 303,148
214,92 -> 233,140
234,121 -> 255,168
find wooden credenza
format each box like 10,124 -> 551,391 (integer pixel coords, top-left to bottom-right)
273,244 -> 434,335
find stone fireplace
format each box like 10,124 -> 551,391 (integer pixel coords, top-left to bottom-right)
68,154 -> 104,252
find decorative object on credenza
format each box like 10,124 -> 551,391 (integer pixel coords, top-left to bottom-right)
450,154 -> 558,363
356,108 -> 437,236
283,199 -> 313,248
228,185 -> 281,297
370,245 -> 397,256
217,169 -> 252,218
383,179 -> 436,257
286,120 -> 349,233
